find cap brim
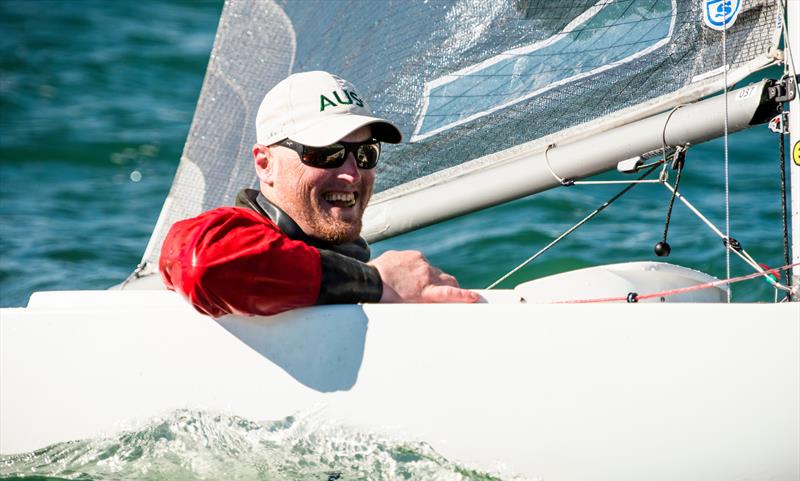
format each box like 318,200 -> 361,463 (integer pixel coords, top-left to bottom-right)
289,114 -> 402,146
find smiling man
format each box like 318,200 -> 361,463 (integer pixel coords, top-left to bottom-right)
159,71 -> 478,317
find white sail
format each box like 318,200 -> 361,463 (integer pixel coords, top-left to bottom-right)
134,0 -> 782,280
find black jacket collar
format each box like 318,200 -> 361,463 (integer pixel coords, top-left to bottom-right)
235,189 -> 371,262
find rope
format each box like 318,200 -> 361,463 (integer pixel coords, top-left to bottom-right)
658,108 -> 683,183
660,149 -> 684,246
543,143 -> 573,186
486,165 -> 660,289
780,0 -> 798,83
778,0 -> 798,299
551,262 -> 800,304
660,181 -> 794,294
661,107 -> 684,153
120,261 -> 148,288
722,22 -> 731,302
777,95 -> 793,302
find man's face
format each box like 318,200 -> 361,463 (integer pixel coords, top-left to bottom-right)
259,126 -> 376,244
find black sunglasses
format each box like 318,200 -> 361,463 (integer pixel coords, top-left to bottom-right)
275,138 -> 381,169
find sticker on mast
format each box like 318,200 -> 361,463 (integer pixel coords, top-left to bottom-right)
793,141 -> 800,166
703,0 -> 741,31
410,0 -> 676,142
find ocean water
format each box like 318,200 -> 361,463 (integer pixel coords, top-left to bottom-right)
1,0 -> 221,306
0,1 -> 794,479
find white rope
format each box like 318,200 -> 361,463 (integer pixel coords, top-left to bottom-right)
487,165 -> 660,289
780,0 -> 798,80
661,105 -> 685,153
722,20 -> 731,302
661,181 -> 794,294
543,143 -> 572,185
565,179 -> 661,185
543,143 -> 664,187
658,106 -> 685,183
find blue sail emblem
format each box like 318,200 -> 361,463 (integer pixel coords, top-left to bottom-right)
703,0 -> 741,31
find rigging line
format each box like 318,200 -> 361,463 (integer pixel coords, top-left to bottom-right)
778,103 -> 793,299
735,251 -> 789,293
780,0 -> 798,80
738,249 -> 762,271
542,146 -> 661,187
542,143 -> 573,186
661,181 -> 793,293
723,14 -> 731,302
566,180 -> 661,185
660,147 -> 685,246
778,1 -> 795,301
119,261 -> 148,288
550,262 -> 800,304
658,183 -> 726,234
661,181 -> 750,263
661,106 -> 684,150
659,108 -> 683,183
486,164 -> 660,289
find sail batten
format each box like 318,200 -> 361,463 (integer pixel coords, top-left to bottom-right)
137,0 -> 782,275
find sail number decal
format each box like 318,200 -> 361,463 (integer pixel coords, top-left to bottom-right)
411,0 -> 676,142
735,85 -> 757,101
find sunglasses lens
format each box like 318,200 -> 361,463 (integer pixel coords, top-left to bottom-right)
355,143 -> 380,168
303,145 -> 346,167
294,140 -> 381,169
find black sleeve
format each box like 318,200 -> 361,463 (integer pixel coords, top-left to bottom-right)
316,249 -> 383,304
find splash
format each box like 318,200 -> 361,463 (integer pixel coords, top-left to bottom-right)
0,410 -> 533,481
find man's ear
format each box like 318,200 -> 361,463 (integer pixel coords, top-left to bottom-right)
253,144 -> 274,186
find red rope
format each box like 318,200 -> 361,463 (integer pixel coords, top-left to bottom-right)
552,262 -> 800,304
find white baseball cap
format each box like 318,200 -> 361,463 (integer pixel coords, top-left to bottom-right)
255,71 -> 402,147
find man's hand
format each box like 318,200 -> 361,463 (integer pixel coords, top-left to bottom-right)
368,250 -> 480,303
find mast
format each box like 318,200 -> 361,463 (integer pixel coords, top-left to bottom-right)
788,0 -> 800,292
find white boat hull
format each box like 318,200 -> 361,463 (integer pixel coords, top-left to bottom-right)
2,290 -> 798,481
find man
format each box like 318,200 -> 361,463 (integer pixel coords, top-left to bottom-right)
160,71 -> 478,317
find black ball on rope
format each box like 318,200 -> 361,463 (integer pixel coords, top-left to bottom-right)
654,241 -> 671,257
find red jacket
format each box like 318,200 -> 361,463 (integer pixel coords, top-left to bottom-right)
160,190 -> 382,317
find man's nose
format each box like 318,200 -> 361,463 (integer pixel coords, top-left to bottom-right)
335,152 -> 362,183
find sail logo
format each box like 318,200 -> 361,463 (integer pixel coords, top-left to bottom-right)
320,90 -> 363,111
410,0 -> 676,142
703,0 -> 741,31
